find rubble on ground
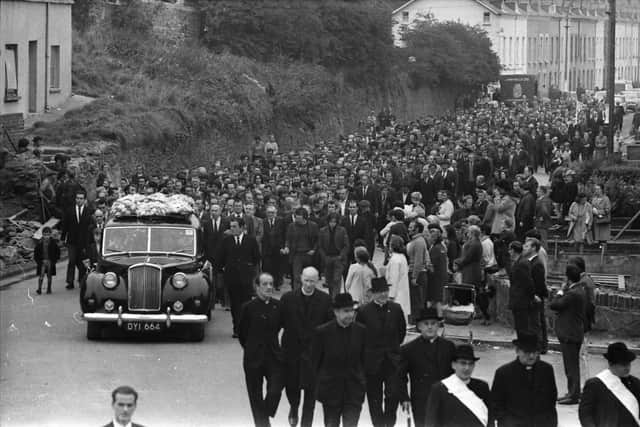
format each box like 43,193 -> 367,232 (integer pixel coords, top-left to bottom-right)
0,218 -> 58,270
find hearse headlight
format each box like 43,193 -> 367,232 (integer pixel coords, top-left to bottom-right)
102,272 -> 118,289
172,272 -> 188,289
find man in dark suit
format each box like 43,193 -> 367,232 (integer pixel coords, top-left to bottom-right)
216,217 -> 261,338
313,293 -> 367,427
507,241 -> 537,336
580,342 -> 640,427
425,344 -> 493,427
515,182 -> 536,241
239,273 -> 284,427
202,203 -> 230,304
399,308 -> 455,427
356,277 -> 406,427
454,225 -> 483,304
550,263 -> 586,405
535,186 -> 553,248
61,189 -> 93,289
418,164 -> 442,211
492,333 -> 558,427
525,238 -> 548,352
262,205 -> 286,290
341,200 -> 369,262
354,174 -> 380,217
439,160 -> 458,198
284,208 -> 319,291
318,213 -> 350,297
281,266 -> 332,427
104,385 -> 145,427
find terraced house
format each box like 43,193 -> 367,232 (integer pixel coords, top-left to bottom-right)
0,0 -> 73,133
392,0 -> 640,94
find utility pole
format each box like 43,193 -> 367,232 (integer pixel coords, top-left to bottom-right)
607,0 -> 616,154
564,2 -> 571,91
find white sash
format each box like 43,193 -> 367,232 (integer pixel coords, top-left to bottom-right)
596,369 -> 640,426
441,374 -> 488,426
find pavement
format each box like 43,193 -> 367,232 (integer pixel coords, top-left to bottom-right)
23,94 -> 95,129
2,268 -> 639,426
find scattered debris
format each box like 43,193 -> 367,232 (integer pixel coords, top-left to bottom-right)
27,289 -> 34,304
44,321 -> 52,328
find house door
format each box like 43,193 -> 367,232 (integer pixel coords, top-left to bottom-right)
28,41 -> 37,113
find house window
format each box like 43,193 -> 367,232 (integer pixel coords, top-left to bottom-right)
4,44 -> 18,102
483,12 -> 490,25
50,45 -> 60,89
402,11 -> 409,22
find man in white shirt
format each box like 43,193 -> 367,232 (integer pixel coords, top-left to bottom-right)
436,190 -> 454,228
104,385 -> 145,427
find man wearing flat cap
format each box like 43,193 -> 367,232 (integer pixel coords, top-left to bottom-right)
425,344 -> 493,427
312,293 -> 367,427
356,277 -> 406,427
580,342 -> 640,427
491,333 -> 558,427
398,307 -> 455,427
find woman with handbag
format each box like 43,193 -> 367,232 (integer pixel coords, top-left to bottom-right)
567,193 -> 593,254
591,184 -> 611,249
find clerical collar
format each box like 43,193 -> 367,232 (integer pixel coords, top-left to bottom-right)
374,300 -> 386,308
301,288 -> 315,297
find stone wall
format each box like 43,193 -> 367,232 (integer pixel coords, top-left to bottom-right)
493,273 -> 640,337
0,113 -> 25,142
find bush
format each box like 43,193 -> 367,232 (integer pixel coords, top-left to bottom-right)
200,0 -> 394,85
401,17 -> 501,91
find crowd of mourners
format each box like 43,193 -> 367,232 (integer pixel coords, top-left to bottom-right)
31,96 -> 640,427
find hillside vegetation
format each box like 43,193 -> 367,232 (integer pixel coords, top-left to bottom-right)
32,0 -> 499,173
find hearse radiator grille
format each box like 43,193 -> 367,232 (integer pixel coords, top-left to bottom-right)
128,264 -> 161,311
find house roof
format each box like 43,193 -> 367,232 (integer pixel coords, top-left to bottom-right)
393,0 -> 502,15
10,0 -> 74,4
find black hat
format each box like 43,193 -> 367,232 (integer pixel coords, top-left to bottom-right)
427,223 -> 442,231
512,332 -> 540,352
370,277 -> 389,293
453,344 -> 480,361
414,307 -> 443,322
604,342 -> 636,364
333,293 -> 357,309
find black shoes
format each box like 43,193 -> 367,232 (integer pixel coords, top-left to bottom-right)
65,283 -> 74,290
36,289 -> 42,295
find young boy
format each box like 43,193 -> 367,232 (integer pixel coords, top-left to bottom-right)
33,227 -> 60,294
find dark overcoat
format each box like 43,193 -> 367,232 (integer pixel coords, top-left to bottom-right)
356,301 -> 406,375
579,374 -> 640,427
491,359 -> 558,427
312,320 -> 367,407
425,378 -> 493,427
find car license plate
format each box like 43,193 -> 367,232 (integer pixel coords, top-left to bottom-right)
125,322 -> 162,332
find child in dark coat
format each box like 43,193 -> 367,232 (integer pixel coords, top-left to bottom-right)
33,227 -> 60,294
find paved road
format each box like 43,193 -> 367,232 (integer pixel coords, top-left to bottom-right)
2,266 -> 640,427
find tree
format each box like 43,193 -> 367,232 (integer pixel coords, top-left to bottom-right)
401,17 -> 501,92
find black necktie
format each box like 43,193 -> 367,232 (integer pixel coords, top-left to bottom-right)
351,216 -> 355,227
235,237 -> 240,246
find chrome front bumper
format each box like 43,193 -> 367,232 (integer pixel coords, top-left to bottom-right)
83,306 -> 208,327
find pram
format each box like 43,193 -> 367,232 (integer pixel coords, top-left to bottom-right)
441,282 -> 477,326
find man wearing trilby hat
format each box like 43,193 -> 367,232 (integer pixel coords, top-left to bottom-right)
579,342 -> 640,427
491,332 -> 558,427
425,344 -> 493,427
356,277 -> 406,427
398,307 -> 455,427
312,293 -> 366,427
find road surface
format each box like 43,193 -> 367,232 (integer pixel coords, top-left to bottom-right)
2,264 -> 639,427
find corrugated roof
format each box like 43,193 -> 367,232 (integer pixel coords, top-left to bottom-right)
3,0 -> 74,4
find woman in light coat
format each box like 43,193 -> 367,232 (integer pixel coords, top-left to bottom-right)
568,192 -> 593,253
591,184 -> 611,246
344,246 -> 377,304
490,181 -> 516,235
385,235 -> 411,323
